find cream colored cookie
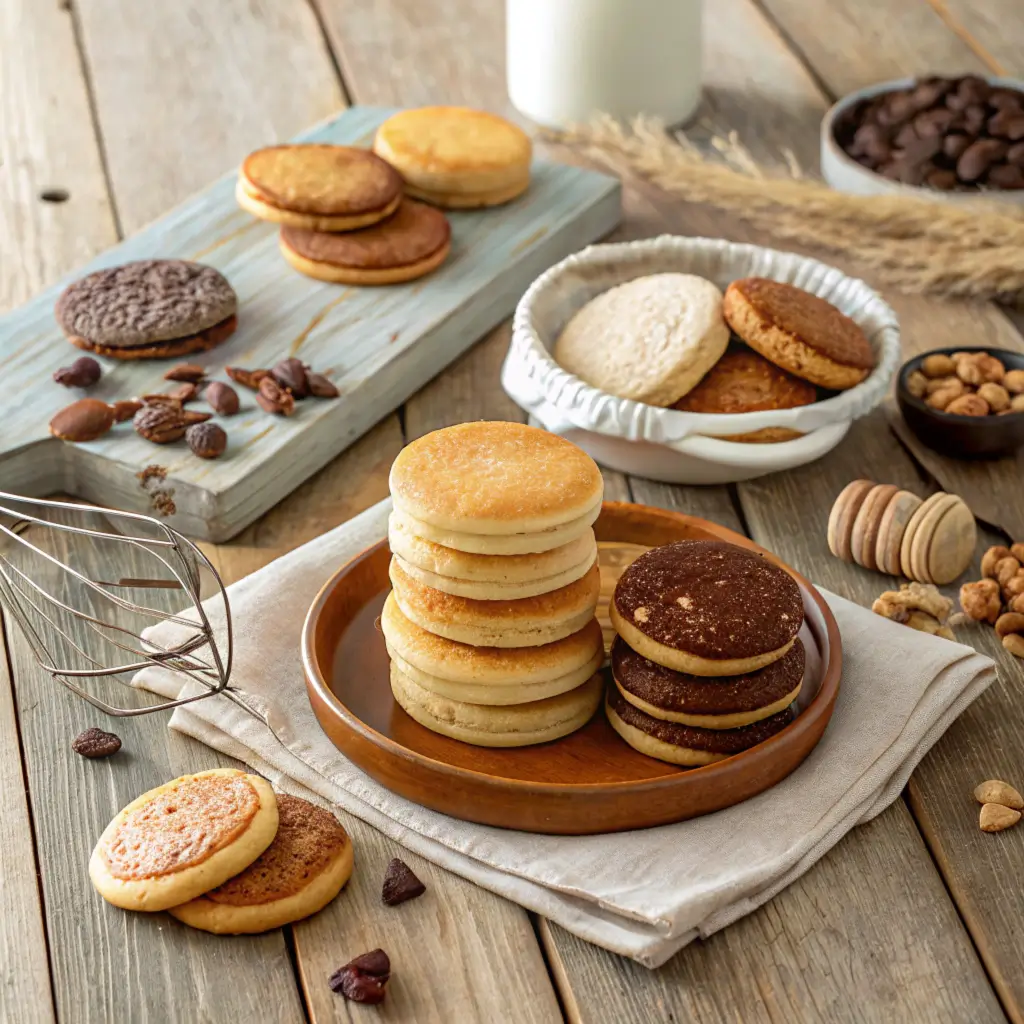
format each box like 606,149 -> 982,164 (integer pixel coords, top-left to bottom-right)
89,769 -> 278,912
553,274 -> 729,407
373,107 -> 532,199
925,496 -> 976,585
391,506 -> 602,555
901,492 -> 956,583
380,592 -> 605,686
389,512 -> 597,583
390,557 -> 600,647
390,421 -> 604,534
390,662 -> 602,746
169,794 -> 352,934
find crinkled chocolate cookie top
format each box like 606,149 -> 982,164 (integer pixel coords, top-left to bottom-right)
56,260 -> 237,347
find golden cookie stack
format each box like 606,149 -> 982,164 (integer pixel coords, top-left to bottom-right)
236,107 -> 531,286
605,540 -> 805,766
827,479 -> 976,584
382,421 -> 606,747
90,769 -> 353,933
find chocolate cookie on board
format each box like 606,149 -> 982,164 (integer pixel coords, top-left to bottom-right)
605,684 -> 795,767
723,278 -> 875,390
611,635 -> 804,728
610,540 -> 804,677
56,260 -> 238,360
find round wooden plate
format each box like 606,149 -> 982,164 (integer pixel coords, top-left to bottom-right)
302,501 -> 842,835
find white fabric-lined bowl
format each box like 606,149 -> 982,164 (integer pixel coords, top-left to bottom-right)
501,236 -> 900,484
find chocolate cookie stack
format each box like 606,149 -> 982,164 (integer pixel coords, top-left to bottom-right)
381,421 -> 605,747
606,541 -> 805,766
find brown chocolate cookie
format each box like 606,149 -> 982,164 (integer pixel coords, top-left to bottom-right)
607,684 -> 794,755
56,260 -> 237,356
723,278 -> 875,390
612,635 -> 804,715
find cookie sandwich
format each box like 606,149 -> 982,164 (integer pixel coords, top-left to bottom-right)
56,260 -> 237,360
382,421 -> 604,746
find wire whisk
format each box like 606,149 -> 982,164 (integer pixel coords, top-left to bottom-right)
0,491 -> 233,717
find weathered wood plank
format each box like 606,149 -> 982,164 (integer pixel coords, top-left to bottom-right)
931,0 -> 1024,76
3,510 -> 306,1023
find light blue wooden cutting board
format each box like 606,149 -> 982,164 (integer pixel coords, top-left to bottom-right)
0,107 -> 621,541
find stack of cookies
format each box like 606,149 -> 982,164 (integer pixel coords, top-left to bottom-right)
237,106 -> 531,286
827,479 -> 976,584
382,421 -> 606,747
606,541 -> 805,766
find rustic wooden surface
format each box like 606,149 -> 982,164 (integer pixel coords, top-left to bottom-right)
3,0 -> 1024,1021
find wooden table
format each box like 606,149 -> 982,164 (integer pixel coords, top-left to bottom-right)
3,1 -> 1023,1021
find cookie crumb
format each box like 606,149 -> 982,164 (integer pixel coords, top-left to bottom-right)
137,464 -> 168,487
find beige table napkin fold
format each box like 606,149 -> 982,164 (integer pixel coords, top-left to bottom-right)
134,499 -> 995,968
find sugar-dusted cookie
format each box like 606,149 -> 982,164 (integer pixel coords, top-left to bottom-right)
723,278 -> 875,390
553,274 -> 730,407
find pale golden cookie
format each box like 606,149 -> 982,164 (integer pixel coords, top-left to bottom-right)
850,483 -> 899,570
169,794 -> 352,934
404,176 -> 530,209
875,490 -> 923,576
826,479 -> 874,562
373,106 -> 532,205
390,662 -> 602,746
89,769 -> 278,912
900,492 -> 956,583
237,144 -> 402,231
925,497 -> 976,585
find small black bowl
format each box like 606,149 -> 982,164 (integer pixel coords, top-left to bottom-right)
897,347 -> 1024,458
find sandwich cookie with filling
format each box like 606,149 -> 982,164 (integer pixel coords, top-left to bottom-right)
169,794 -> 353,934
610,540 -> 804,676
237,144 -> 402,231
89,768 -> 278,912
611,635 -> 804,728
381,592 -> 603,705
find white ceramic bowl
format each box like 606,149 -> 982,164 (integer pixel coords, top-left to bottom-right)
821,75 -> 1024,204
501,235 -> 900,485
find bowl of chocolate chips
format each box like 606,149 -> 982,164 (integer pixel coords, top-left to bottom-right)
822,74 -> 1024,200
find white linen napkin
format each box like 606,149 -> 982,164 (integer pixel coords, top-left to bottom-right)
133,499 -> 995,968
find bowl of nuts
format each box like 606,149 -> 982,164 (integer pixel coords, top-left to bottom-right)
898,347 -> 1024,457
822,74 -> 1024,200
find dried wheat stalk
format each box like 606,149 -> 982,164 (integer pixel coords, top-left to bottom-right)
547,116 -> 1024,305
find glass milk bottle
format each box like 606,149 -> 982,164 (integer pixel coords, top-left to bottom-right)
506,0 -> 703,128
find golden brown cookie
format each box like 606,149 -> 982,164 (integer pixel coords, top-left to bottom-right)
279,200 -> 451,285
169,794 -> 353,934
924,496 -> 976,585
826,479 -> 875,563
237,144 -> 402,231
875,490 -> 924,576
850,483 -> 899,570
673,347 -> 816,442
723,278 -> 875,390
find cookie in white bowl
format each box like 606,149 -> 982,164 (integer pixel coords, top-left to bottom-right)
552,273 -> 729,407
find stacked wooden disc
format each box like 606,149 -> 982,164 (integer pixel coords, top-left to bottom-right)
827,479 -> 976,584
605,540 -> 806,767
381,421 -> 606,747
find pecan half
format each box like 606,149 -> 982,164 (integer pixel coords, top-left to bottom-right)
256,376 -> 296,416
134,403 -> 187,443
111,399 -> 144,423
307,372 -> 340,398
72,727 -> 121,758
168,382 -> 198,403
163,363 -> 206,383
226,366 -> 270,391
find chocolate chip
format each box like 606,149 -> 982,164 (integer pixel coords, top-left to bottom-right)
990,88 -> 1024,112
186,422 -> 227,459
957,75 -> 991,106
943,133 -> 972,159
163,363 -> 206,383
72,727 -> 121,758
329,949 -> 391,1005
205,381 -> 240,416
986,162 -> 1024,189
53,356 -> 101,389
382,858 -> 426,905
270,358 -> 309,398
914,108 -> 955,138
958,138 -> 1008,182
926,168 -> 959,190
306,372 -> 340,399
893,122 -> 919,148
963,104 -> 987,135
1007,141 -> 1024,167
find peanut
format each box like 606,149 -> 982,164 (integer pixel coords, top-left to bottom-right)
994,612 -> 1024,638
980,803 -> 1021,832
974,780 -> 1024,809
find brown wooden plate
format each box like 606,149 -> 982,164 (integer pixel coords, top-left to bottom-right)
302,501 -> 842,834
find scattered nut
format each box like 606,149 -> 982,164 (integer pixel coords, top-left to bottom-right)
186,422 -> 227,459
945,393 -> 990,416
169,382 -> 198,403
53,356 -> 101,388
49,399 -> 115,442
1004,369 -> 1024,394
328,949 -> 390,1005
205,381 -> 239,416
182,410 -> 212,425
163,363 -> 206,383
226,366 -> 270,391
980,802 -> 1021,832
995,556 -> 1022,587
873,582 -> 954,632
960,578 -> 1002,623
307,371 -> 340,399
111,399 -> 143,423
982,545 -> 1013,578
978,382 -> 1011,412
381,857 -> 426,906
974,779 -> 1024,810
140,393 -> 183,406
1004,633 -> 1024,657
72,727 -> 121,759
271,358 -> 309,398
133,404 -> 187,444
256,376 -> 296,416
922,353 -> 956,378
994,611 -> 1024,638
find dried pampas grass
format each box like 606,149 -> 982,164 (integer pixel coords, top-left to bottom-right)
548,116 -> 1024,306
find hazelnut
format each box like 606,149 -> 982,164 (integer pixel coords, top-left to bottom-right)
994,612 -> 1024,638
956,360 -> 985,386
1004,369 -> 1024,394
995,556 -> 1022,587
978,382 -> 1010,412
205,381 -> 240,416
982,546 -> 1013,578
53,356 -> 102,389
186,422 -> 227,459
960,578 -> 1002,624
945,394 -> 990,416
926,387 -> 961,411
307,372 -> 340,399
925,375 -> 964,396
1004,633 -> 1024,658
921,353 -> 957,378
